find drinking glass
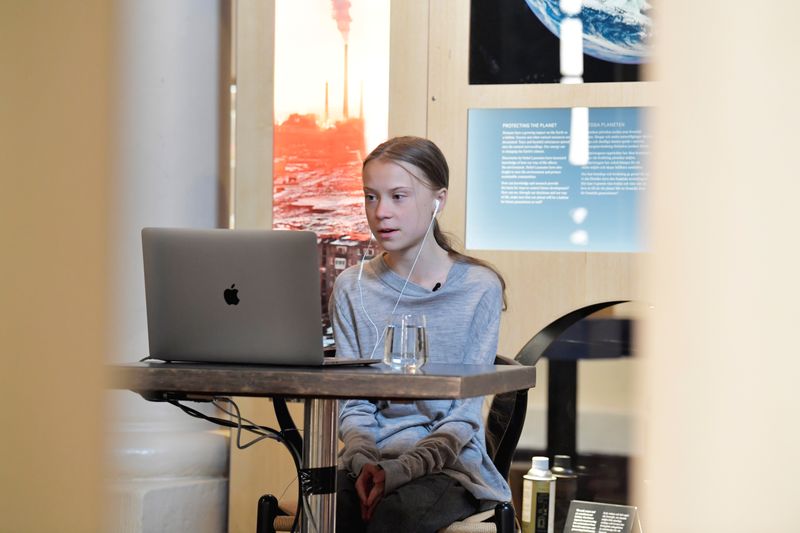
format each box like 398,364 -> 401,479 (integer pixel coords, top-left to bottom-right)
383,314 -> 428,371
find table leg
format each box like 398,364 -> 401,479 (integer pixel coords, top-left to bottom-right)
547,359 -> 577,461
302,398 -> 338,533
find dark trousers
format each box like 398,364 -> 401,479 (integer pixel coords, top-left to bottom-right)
336,469 -> 480,533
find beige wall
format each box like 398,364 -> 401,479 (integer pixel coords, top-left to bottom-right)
228,3 -> 284,532
0,2 -> 113,532
639,1 -> 800,531
396,0 -> 649,452
233,0 -> 274,231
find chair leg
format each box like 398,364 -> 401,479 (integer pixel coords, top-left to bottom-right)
494,501 -> 516,533
257,494 -> 280,533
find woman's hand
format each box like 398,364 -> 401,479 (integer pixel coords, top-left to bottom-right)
355,463 -> 385,521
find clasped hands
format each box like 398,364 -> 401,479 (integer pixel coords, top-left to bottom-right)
355,463 -> 385,522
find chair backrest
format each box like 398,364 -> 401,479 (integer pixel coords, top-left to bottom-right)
485,355 -> 529,480
514,301 -> 628,367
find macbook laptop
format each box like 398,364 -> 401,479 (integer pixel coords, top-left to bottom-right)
141,227 -> 378,366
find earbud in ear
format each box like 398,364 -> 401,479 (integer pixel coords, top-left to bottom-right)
433,199 -> 441,215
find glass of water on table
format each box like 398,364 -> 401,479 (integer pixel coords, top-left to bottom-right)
384,314 -> 428,371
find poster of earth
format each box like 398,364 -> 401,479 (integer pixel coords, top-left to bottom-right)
470,0 -> 652,84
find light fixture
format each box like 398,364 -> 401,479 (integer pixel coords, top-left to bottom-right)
559,0 -> 588,166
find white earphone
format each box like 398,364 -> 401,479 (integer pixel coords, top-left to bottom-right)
356,196 -> 442,358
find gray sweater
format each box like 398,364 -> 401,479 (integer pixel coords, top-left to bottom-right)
329,254 -> 512,503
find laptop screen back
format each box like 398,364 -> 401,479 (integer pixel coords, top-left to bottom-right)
142,228 -> 323,365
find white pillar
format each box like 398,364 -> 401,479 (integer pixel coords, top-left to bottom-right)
108,1 -> 229,531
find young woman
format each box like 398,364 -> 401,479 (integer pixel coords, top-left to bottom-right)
329,136 -> 510,533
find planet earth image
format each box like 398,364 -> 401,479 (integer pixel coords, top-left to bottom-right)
524,0 -> 652,64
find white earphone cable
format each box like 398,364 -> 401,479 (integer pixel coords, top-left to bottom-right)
362,202 -> 439,359
358,234 -> 380,351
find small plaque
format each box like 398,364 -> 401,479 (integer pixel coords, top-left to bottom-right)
563,501 -> 637,533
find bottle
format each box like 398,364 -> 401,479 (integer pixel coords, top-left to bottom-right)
521,456 -> 555,533
551,455 -> 578,533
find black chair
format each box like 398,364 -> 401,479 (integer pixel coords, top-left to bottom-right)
257,354 -> 531,533
437,354 -> 528,533
433,301 -> 633,532
515,300 -> 630,462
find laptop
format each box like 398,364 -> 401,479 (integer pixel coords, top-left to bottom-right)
142,227 -> 378,366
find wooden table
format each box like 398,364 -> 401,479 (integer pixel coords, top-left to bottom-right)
110,362 -> 537,533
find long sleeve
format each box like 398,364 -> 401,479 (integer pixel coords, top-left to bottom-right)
377,290 -> 502,494
330,288 -> 381,475
329,258 -> 510,502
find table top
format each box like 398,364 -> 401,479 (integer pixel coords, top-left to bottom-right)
109,361 -> 536,401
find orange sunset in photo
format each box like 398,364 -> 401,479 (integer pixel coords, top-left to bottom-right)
273,0 -> 389,341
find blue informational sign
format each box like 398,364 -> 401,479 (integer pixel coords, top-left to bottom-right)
466,107 -> 649,252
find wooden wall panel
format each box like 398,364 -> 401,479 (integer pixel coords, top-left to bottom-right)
228,2 -> 280,532
422,0 -> 651,449
387,0 -> 429,137
234,0 -> 274,230
425,0 -> 649,354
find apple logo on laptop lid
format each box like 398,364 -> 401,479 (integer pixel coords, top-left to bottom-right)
224,284 -> 240,305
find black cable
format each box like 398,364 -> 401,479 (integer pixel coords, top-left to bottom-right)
214,398 -> 305,533
165,398 -> 305,533
258,398 -> 304,533
166,400 -> 279,438
273,397 -> 303,455
213,398 -> 283,450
